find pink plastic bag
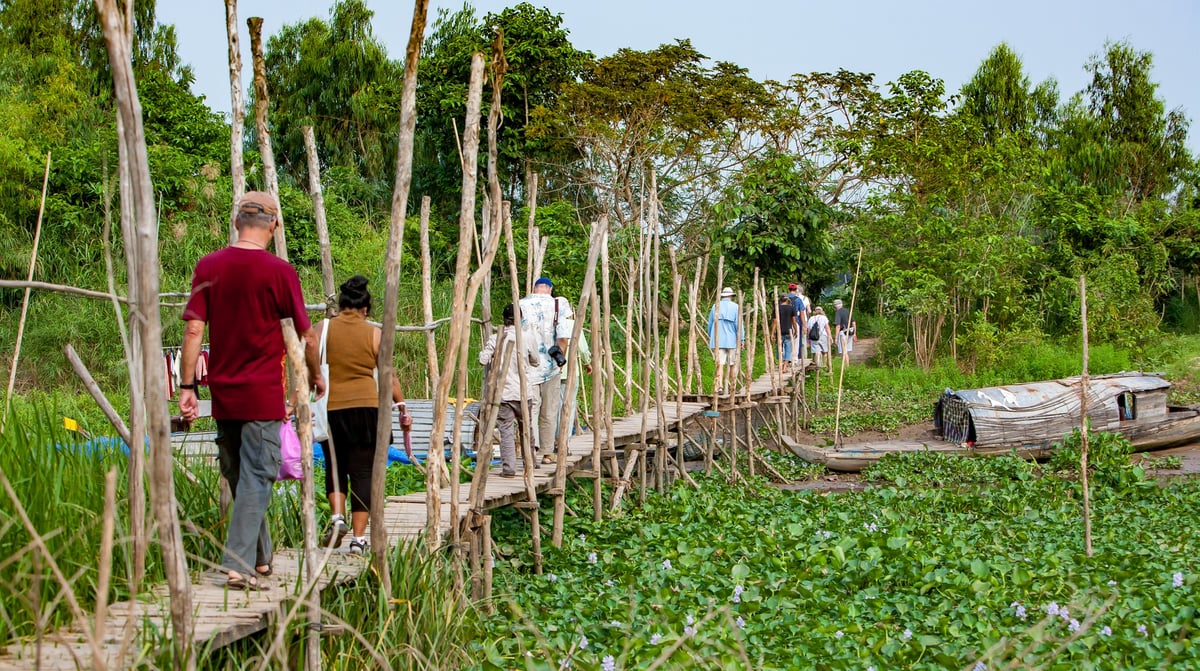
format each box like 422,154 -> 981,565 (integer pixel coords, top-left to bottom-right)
278,421 -> 304,481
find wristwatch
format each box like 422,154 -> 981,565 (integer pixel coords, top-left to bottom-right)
179,382 -> 197,390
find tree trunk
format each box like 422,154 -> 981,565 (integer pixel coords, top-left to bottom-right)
419,196 -> 438,395
375,0 -> 431,590
94,2 -> 193,667
223,0 -> 245,242
247,17 -> 287,259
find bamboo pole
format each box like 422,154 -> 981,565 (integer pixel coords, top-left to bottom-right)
282,326 -> 320,671
525,171 -> 538,294
503,195 -> 542,575
223,0 -> 245,242
833,248 -> 863,449
420,196 -> 438,393
94,467 -> 117,655
1080,275 -> 1093,558
375,0 -> 430,588
94,1 -> 192,666
590,276 -> 604,520
426,51 -> 492,551
481,514 -> 494,607
65,344 -> 130,443
551,216 -> 607,546
102,126 -> 146,594
3,151 -> 50,424
247,17 -> 287,260
302,126 -> 336,314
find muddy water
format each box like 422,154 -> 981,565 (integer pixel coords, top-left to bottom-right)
1137,440 -> 1200,477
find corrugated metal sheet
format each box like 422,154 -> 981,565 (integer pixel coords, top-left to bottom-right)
941,372 -> 1170,449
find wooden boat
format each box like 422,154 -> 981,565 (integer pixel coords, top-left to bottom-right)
786,372 -> 1200,472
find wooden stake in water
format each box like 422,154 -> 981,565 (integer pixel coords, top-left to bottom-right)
833,247 -> 863,449
3,151 -> 50,425
1080,275 -> 1093,558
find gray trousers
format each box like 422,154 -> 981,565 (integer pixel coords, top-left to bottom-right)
530,376 -> 563,457
216,420 -> 281,574
496,400 -> 527,472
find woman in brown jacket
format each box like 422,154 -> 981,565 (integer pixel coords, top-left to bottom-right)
318,276 -> 409,555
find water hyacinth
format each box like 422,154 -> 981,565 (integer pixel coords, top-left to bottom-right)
973,662 -> 987,671
579,634 -> 588,650
1045,602 -> 1060,617
684,625 -> 697,636
735,616 -> 746,629
732,585 -> 744,603
1173,571 -> 1184,588
901,628 -> 913,640
1101,625 -> 1113,636
1010,602 -> 1027,620
588,552 -> 598,564
1068,619 -> 1080,633
1138,624 -> 1149,636
686,614 -> 694,626
662,558 -> 672,571
601,655 -> 615,671
548,573 -> 558,583
649,633 -> 661,645
835,630 -> 844,639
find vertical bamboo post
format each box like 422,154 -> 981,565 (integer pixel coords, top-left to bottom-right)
425,51 -> 484,551
3,152 -> 50,423
833,248 -> 863,449
503,193 -> 542,574
624,256 -> 637,411
94,1 -> 192,666
223,0 -> 245,242
600,233 -> 617,504
684,255 -> 705,392
302,126 -> 336,314
419,196 -> 438,392
552,216 -> 606,545
283,326 -> 320,671
1080,275 -> 1093,557
247,17 -> 287,259
590,277 -> 604,519
375,0 -> 430,589
525,171 -> 538,293
481,514 -> 494,608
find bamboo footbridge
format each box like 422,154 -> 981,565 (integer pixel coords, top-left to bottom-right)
0,369 -> 799,670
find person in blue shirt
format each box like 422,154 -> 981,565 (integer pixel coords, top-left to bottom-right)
707,287 -> 743,395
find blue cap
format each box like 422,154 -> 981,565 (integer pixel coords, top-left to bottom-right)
535,277 -> 553,288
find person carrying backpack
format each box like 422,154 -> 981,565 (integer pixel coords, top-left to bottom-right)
806,306 -> 833,375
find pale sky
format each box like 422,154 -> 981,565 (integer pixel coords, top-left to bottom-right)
159,0 -> 1199,151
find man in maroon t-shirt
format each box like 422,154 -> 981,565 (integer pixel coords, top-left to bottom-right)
178,191 -> 324,591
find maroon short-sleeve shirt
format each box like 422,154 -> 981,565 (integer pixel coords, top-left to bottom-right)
182,247 -> 311,421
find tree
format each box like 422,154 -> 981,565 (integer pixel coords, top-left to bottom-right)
263,0 -> 404,205
414,2 -> 590,214
710,151 -> 840,285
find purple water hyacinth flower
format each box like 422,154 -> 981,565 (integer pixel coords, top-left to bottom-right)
1107,579 -> 1118,586
662,559 -> 672,571
1138,624 -> 1149,636
1045,602 -> 1060,617
902,628 -> 913,640
650,633 -> 661,645
601,655 -> 616,671
1101,625 -> 1112,636
588,552 -> 597,564
686,614 -> 695,626
1059,606 -> 1071,622
548,573 -> 558,583
973,662 -> 987,671
735,616 -> 745,630
1174,571 -> 1184,588
1068,619 -> 1080,633
579,635 -> 588,650
684,625 -> 696,636
732,585 -> 744,603
835,630 -> 844,639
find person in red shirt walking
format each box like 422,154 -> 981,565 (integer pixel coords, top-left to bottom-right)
178,191 -> 324,591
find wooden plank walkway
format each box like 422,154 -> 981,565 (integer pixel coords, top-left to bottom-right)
0,372 -> 790,670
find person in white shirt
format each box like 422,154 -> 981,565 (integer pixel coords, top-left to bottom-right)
519,277 -> 573,464
479,303 -> 541,477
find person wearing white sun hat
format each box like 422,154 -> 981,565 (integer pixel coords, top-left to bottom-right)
707,287 -> 743,395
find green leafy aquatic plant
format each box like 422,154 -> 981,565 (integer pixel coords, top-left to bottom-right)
479,460 -> 1200,670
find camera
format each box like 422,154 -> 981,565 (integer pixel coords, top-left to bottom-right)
547,344 -> 567,368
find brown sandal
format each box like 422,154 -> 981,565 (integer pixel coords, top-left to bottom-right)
227,574 -> 269,591
541,455 -> 555,465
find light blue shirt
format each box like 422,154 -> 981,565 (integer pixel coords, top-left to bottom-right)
707,298 -> 742,349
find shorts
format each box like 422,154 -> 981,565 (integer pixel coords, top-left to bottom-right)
715,348 -> 739,365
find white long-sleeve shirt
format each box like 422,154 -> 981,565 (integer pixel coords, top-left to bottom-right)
479,325 -> 540,401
